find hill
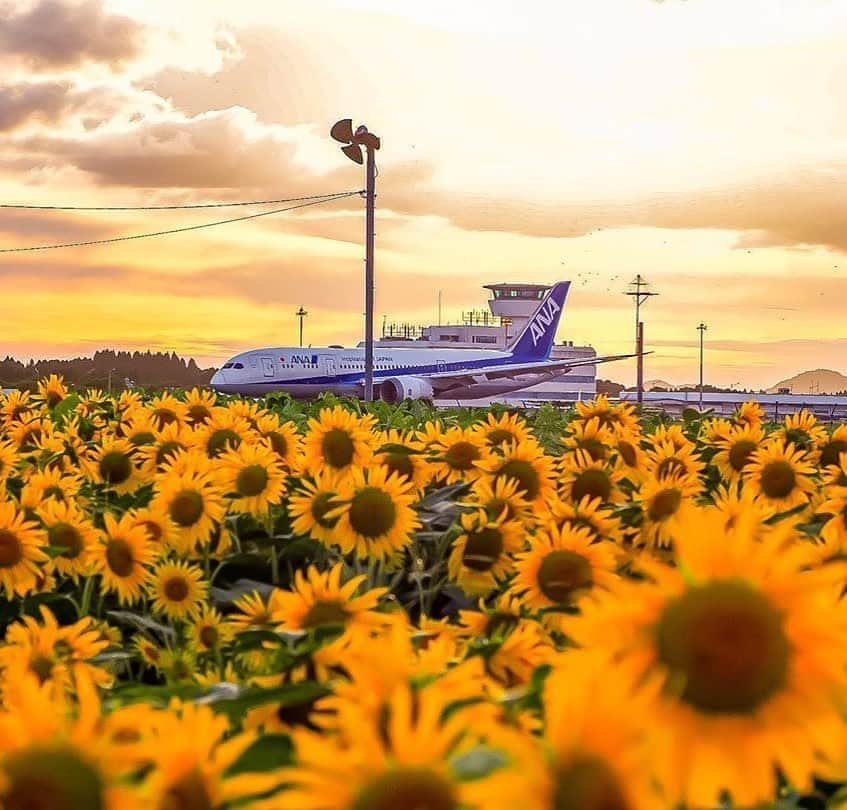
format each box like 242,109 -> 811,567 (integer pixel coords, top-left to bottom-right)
766,369 -> 847,395
0,350 -> 216,391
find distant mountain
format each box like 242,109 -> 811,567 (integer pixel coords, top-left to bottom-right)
767,369 -> 847,395
0,350 -> 216,391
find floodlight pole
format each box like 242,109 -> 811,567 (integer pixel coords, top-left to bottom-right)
697,322 -> 707,411
296,307 -> 308,347
363,142 -> 377,402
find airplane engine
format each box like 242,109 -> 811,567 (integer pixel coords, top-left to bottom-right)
378,376 -> 434,403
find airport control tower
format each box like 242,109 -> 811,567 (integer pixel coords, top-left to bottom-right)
483,282 -> 553,342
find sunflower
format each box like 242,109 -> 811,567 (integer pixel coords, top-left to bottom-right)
148,560 -> 208,620
649,424 -> 693,453
271,563 -> 391,635
608,425 -> 647,484
272,682 -> 499,810
511,524 -> 618,613
229,590 -> 277,631
699,416 -> 733,446
147,392 -> 188,430
150,456 -> 227,553
39,499 -> 98,579
574,394 -> 639,432
216,440 -> 287,516
135,420 -> 200,476
424,425 -> 491,485
82,436 -> 142,494
0,440 -> 18,492
287,473 -> 345,544
326,466 -> 420,562
373,428 -> 431,491
182,387 -> 218,426
188,605 -> 234,655
817,424 -> 847,471
134,636 -> 164,669
477,649 -> 663,810
773,409 -> 827,456
0,672 -> 143,810
645,439 -> 704,482
822,452 -> 847,488
9,416 -> 52,454
253,412 -> 301,469
141,701 -> 283,810
35,373 -> 68,410
544,495 -> 623,544
711,422 -> 765,482
708,482 -> 778,537
128,506 -> 173,551
447,509 -> 523,596
562,510 -> 847,808
193,407 -> 253,459
225,397 -> 266,429
93,513 -> 155,605
561,416 -> 616,462
742,440 -> 817,513
479,439 -> 556,508
300,405 -> 376,478
121,409 -> 159,450
558,449 -> 625,507
466,474 -> 534,526
0,500 -> 48,599
1,389 -> 33,426
637,474 -> 702,549
475,410 -> 534,452
20,466 -> 84,513
733,400 -> 764,428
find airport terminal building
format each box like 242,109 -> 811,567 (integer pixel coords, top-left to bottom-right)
374,282 -> 597,405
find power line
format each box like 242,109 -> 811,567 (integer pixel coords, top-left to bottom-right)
0,192 -> 362,253
0,190 -> 363,212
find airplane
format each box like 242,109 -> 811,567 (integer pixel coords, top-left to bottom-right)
210,281 -> 637,402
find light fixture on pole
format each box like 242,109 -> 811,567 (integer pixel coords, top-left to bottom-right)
331,118 -> 380,402
624,275 -> 658,407
697,322 -> 707,411
296,306 -> 308,348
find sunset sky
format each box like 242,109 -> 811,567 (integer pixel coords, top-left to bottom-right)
2,0 -> 846,387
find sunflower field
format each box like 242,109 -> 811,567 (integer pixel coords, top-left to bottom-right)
5,376 -> 847,809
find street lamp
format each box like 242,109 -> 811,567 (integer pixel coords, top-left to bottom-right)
697,322 -> 707,411
296,306 -> 308,348
331,118 -> 381,402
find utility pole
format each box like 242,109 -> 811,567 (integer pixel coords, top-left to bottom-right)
331,118 -> 381,402
697,322 -> 707,411
438,290 -> 443,326
625,275 -> 658,408
296,306 -> 308,348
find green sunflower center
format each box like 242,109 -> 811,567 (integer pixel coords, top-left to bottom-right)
302,599 -> 349,629
43,486 -> 65,501
759,460 -> 797,499
98,451 -> 132,485
728,440 -> 757,472
138,520 -> 163,544
266,431 -> 288,458
552,756 -> 631,810
186,405 -> 212,425
322,429 -> 355,469
487,428 -> 516,448
348,487 -> 397,538
381,452 -> 414,481
656,580 -> 790,714
655,456 -> 688,480
498,459 -> 541,500
576,438 -> 607,462
157,767 -> 213,810
129,431 -> 156,447
537,550 -> 593,604
1,745 -> 105,810
198,625 -> 219,650
276,699 -> 320,731
487,497 -> 514,522
462,526 -> 504,572
105,539 -> 135,578
821,439 -> 847,469
48,523 -> 83,559
163,576 -> 190,602
152,408 -> 178,429
0,529 -> 24,568
19,427 -> 41,452
616,440 -> 638,468
571,469 -> 611,504
155,441 -> 184,468
169,491 -> 204,527
351,768 -> 457,810
648,488 -> 682,522
783,428 -> 811,449
207,429 -> 241,457
45,391 -> 63,409
443,441 -> 480,471
311,492 -> 340,529
236,464 -> 269,497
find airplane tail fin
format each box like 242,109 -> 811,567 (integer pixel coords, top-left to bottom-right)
508,281 -> 571,360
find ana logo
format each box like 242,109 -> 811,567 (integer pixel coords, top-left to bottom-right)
290,354 -> 312,364
529,297 -> 561,346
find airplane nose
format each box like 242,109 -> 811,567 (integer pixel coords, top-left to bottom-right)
210,370 -> 227,388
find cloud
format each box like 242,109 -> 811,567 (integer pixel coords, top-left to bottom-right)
0,0 -> 145,70
0,210 -> 114,241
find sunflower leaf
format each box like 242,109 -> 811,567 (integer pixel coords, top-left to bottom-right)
452,746 -> 509,782
106,610 -> 176,640
226,734 -> 294,776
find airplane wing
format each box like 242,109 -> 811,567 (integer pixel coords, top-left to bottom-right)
422,352 -> 646,393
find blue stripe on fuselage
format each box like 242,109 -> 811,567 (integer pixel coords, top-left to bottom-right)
251,354 -> 587,387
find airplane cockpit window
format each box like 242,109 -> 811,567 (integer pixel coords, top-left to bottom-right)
233,363 -> 244,369
222,363 -> 233,369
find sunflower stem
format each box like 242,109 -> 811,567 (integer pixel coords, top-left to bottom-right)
271,545 -> 280,586
79,574 -> 95,617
